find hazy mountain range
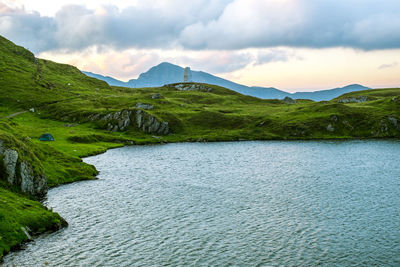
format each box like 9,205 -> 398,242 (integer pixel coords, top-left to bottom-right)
83,62 -> 370,101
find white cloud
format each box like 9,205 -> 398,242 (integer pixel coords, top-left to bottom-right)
378,62 -> 398,70
254,49 -> 300,65
39,47 -> 257,80
180,0 -> 305,49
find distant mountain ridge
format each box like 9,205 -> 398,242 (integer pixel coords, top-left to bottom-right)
82,71 -> 128,87
82,62 -> 370,101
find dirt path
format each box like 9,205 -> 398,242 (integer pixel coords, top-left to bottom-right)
2,110 -> 27,119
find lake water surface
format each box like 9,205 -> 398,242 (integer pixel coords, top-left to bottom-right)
3,141 -> 400,266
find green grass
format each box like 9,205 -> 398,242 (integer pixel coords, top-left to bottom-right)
0,187 -> 66,259
0,34 -> 400,260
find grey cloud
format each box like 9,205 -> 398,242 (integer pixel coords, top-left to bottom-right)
0,10 -> 57,52
1,0 -> 400,53
0,1 -> 233,53
179,0 -> 400,50
174,49 -> 299,73
176,51 -> 253,73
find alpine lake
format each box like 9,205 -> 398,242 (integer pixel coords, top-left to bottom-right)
3,140 -> 400,266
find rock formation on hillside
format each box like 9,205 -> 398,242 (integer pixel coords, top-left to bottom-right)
167,83 -> 213,92
0,140 -> 47,198
88,109 -> 170,135
337,96 -> 369,103
283,96 -> 296,104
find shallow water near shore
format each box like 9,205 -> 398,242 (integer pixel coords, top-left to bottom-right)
3,141 -> 400,266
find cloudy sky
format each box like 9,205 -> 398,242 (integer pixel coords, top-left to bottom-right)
1,0 -> 399,92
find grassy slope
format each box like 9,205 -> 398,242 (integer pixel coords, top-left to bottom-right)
0,35 -> 399,259
0,187 -> 66,259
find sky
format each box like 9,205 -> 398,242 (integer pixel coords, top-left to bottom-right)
0,0 -> 399,92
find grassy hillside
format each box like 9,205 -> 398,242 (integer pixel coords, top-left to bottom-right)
34,82 -> 400,141
0,35 -> 399,259
0,187 -> 66,259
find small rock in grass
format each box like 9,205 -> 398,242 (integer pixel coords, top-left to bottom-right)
152,93 -> 162,99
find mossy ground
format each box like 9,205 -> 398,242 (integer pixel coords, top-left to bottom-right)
0,35 -> 400,260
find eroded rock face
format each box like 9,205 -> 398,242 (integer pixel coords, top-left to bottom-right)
20,161 -> 33,194
135,110 -> 169,135
4,149 -> 18,185
0,141 -> 48,198
90,109 -> 170,135
20,161 -> 47,197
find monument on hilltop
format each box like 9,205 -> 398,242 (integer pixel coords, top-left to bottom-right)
183,67 -> 192,83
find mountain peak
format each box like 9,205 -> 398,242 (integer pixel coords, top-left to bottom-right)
148,62 -> 183,72
343,84 -> 368,89
83,62 -> 370,101
128,62 -> 185,87
156,62 -> 181,68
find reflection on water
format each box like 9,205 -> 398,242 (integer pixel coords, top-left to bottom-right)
4,141 -> 400,266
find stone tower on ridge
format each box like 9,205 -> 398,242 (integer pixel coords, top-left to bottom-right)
183,67 -> 192,83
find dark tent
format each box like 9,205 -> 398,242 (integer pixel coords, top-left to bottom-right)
39,133 -> 54,141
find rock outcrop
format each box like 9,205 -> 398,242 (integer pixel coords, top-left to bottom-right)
369,116 -> 400,136
391,96 -> 400,103
20,161 -> 47,196
152,93 -> 162,99
326,124 -> 335,132
337,96 -> 369,103
283,96 -> 296,104
136,103 -> 154,110
168,83 -> 212,92
0,140 -> 47,198
388,116 -> 398,129
88,109 -> 170,135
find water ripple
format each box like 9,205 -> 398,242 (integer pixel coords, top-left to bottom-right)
3,141 -> 400,266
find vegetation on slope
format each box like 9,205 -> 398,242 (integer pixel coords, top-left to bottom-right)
0,187 -> 66,259
0,35 -> 399,260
